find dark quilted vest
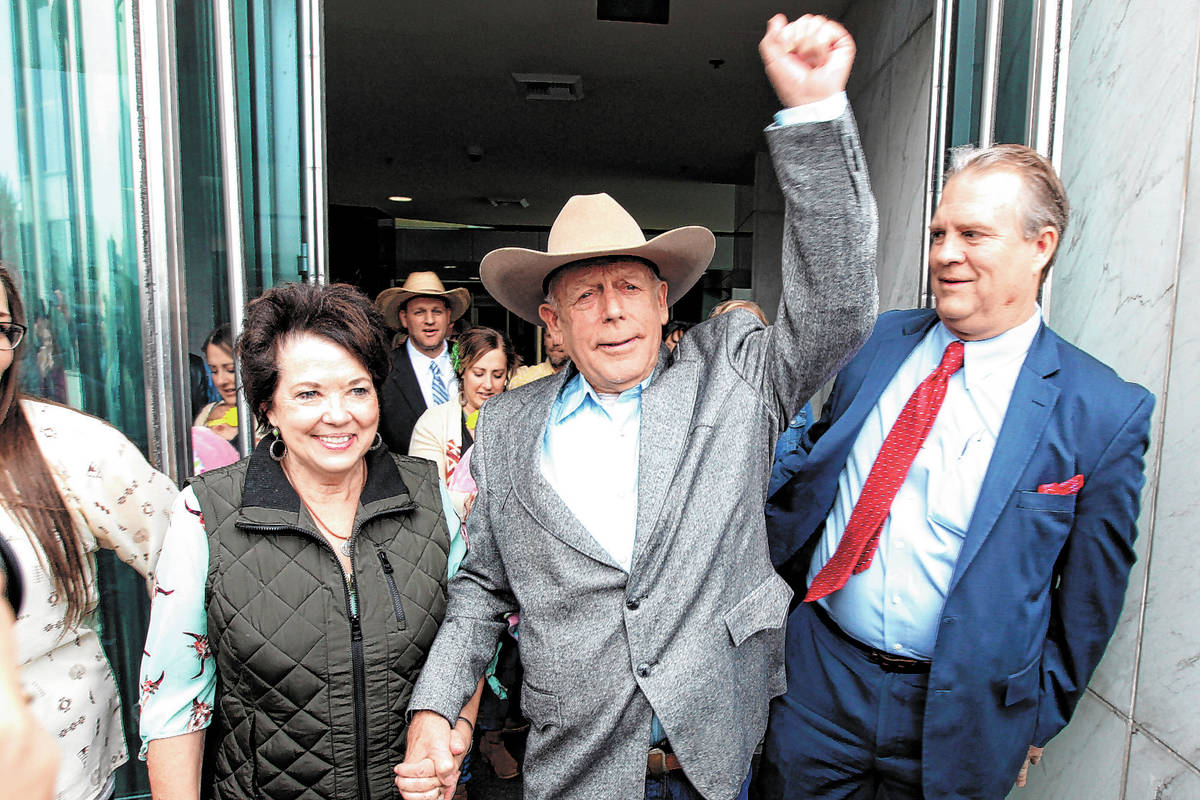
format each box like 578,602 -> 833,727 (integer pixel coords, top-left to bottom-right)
191,442 -> 450,800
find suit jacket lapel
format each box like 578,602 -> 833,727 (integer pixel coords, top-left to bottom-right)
506,367 -> 623,569
823,314 -> 939,460
631,348 -> 700,568
398,348 -> 428,413
948,324 -> 1061,594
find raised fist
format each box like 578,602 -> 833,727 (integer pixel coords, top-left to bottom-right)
759,14 -> 855,108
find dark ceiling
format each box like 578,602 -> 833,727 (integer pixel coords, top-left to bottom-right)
324,0 -> 848,232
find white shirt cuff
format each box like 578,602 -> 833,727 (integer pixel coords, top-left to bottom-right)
771,92 -> 848,128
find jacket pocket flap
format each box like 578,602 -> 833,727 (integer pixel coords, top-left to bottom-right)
724,573 -> 794,647
1016,491 -> 1077,514
1004,655 -> 1042,707
520,682 -> 561,730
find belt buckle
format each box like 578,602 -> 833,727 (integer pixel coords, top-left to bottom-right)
870,650 -> 922,673
648,747 -> 670,777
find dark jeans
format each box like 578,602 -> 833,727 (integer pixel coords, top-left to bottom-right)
645,770 -> 751,800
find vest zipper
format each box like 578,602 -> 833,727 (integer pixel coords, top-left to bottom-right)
347,577 -> 370,800
376,549 -> 407,629
237,517 -> 389,800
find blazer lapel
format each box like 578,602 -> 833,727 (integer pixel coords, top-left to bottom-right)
826,314 -> 938,456
398,348 -> 428,413
506,368 -> 623,569
948,324 -> 1061,594
630,348 -> 700,567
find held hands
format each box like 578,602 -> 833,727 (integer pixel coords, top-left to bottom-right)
759,14 -> 855,107
1015,745 -> 1045,789
394,711 -> 473,800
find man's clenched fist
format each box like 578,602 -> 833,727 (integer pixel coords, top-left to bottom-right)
759,13 -> 855,108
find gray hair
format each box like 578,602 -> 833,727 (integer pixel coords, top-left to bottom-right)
945,144 -> 1069,276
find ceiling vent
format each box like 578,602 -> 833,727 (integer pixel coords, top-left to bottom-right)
485,197 -> 530,209
511,73 -> 584,101
598,0 -> 669,24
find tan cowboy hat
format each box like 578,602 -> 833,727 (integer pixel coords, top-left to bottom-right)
375,271 -> 472,329
480,193 -> 716,325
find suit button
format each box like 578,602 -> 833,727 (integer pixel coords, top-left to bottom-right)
626,598 -> 640,611
636,663 -> 652,678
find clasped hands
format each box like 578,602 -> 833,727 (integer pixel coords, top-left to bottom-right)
394,710 -> 474,800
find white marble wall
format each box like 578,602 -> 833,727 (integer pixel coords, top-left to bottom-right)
843,0 -> 935,313
1017,0 -> 1200,797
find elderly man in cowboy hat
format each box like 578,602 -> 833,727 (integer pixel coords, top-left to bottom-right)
397,13 -> 877,800
377,271 -> 472,453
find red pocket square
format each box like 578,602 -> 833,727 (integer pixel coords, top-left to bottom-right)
1038,474 -> 1085,495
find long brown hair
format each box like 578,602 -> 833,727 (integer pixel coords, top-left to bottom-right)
0,264 -> 87,628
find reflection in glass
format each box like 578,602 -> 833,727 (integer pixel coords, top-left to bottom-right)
0,3 -> 150,796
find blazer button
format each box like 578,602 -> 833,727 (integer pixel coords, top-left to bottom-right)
636,662 -> 652,678
626,598 -> 640,611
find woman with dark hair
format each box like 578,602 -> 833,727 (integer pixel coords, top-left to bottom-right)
140,283 -> 475,799
409,326 -> 518,522
193,324 -> 240,441
0,263 -> 177,800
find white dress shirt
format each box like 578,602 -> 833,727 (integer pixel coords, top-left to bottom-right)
809,308 -> 1043,659
406,338 -> 458,408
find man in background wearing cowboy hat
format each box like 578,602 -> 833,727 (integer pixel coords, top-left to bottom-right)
377,271 -> 472,453
397,13 -> 877,800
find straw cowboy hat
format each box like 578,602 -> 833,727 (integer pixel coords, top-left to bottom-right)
375,271 -> 472,330
480,193 -> 716,325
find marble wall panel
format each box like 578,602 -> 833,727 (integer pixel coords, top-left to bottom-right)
1124,731 -> 1200,799
1049,0 -> 1200,722
1012,692 -> 1127,800
850,18 -> 933,312
1129,45 -> 1200,765
843,0 -> 935,100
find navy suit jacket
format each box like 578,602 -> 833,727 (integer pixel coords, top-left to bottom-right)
766,308 -> 1153,800
378,346 -> 428,455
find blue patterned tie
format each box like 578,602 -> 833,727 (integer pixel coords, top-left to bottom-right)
430,361 -> 450,405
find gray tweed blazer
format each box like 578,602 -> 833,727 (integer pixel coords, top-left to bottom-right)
408,109 -> 878,800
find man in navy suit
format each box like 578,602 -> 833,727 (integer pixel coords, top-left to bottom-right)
760,145 -> 1153,799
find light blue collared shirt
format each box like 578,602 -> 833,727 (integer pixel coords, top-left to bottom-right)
540,371 -> 647,572
810,309 -> 1043,659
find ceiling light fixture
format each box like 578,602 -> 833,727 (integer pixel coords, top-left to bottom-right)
388,195 -> 413,202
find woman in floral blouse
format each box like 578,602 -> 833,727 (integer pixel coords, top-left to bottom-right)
0,263 -> 177,800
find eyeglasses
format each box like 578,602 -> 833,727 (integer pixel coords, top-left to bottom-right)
0,322 -> 26,351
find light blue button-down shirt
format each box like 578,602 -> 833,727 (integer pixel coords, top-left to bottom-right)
810,309 -> 1042,659
540,371 -> 647,571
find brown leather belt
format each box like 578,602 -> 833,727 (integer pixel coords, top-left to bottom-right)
811,602 -> 932,674
647,746 -> 684,776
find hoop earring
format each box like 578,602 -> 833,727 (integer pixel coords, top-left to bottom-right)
269,431 -> 287,462
370,433 -> 383,451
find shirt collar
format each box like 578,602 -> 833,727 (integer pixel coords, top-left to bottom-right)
553,370 -> 651,425
930,306 -> 1042,387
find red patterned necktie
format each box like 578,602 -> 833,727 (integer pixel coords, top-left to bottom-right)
805,340 -> 965,603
